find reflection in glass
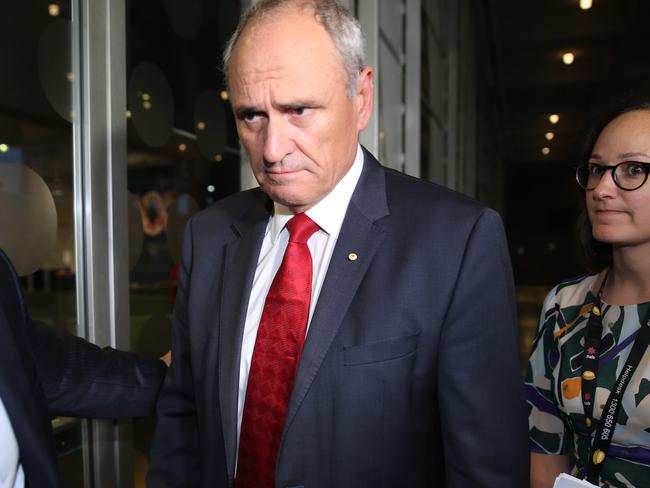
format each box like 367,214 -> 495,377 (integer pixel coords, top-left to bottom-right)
140,191 -> 167,237
164,0 -> 202,41
0,164 -> 58,276
128,192 -> 144,270
37,19 -> 72,122
166,193 -> 199,262
194,90 -> 228,162
128,62 -> 174,148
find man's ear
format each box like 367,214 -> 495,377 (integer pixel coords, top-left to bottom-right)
355,67 -> 374,132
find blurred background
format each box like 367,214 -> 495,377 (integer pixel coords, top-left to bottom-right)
1,0 -> 649,485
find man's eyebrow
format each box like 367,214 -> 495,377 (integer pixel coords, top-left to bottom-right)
273,99 -> 319,110
233,105 -> 263,118
232,99 -> 321,117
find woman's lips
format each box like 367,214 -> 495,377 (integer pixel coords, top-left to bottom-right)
594,209 -> 627,218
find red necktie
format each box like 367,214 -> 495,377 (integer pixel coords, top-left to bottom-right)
235,213 -> 319,488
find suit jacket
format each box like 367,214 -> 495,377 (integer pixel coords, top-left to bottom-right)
148,150 -> 529,487
0,248 -> 166,488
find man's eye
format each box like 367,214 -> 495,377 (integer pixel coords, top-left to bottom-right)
290,107 -> 308,116
239,110 -> 264,123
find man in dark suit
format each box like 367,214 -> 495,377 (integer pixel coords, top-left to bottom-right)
148,1 -> 528,486
0,248 -> 166,487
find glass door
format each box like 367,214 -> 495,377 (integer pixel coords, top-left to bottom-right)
0,1 -> 85,485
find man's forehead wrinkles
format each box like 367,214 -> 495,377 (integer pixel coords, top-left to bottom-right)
241,61 -> 302,78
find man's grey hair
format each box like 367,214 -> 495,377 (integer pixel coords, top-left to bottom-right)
222,0 -> 366,98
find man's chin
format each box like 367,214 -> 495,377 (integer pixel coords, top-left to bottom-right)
261,188 -> 318,213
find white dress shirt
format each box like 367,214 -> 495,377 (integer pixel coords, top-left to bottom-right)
0,394 -> 25,488
236,145 -> 364,447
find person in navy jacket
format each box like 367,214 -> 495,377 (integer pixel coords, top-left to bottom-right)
148,1 -> 528,486
0,248 -> 166,487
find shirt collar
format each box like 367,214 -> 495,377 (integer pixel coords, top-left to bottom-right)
269,144 -> 364,243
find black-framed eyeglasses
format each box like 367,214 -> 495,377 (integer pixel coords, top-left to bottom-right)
575,161 -> 650,191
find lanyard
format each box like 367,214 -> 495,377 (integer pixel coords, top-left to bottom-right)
580,282 -> 650,484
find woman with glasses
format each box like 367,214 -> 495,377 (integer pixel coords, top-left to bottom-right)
527,97 -> 650,488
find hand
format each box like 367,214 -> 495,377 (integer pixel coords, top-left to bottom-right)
160,350 -> 172,367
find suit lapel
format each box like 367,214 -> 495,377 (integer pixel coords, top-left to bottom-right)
285,150 -> 390,430
214,191 -> 271,480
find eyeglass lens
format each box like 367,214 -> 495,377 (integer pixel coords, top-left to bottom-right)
576,162 -> 649,190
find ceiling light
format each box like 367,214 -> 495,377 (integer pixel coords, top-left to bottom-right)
196,121 -> 206,130
579,0 -> 592,10
207,185 -> 215,193
126,110 -> 132,119
542,147 -> 550,156
549,114 -> 560,124
0,143 -> 9,153
214,154 -> 223,162
48,3 -> 60,16
562,52 -> 575,65
178,143 -> 187,152
545,132 -> 555,141
220,90 -> 229,101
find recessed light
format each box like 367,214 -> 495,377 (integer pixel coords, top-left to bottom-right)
48,3 -> 60,17
562,52 -> 575,65
545,132 -> 555,141
542,147 -> 551,155
549,114 -> 560,124
579,0 -> 592,10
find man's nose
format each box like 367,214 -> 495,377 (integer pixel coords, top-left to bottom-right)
263,116 -> 294,163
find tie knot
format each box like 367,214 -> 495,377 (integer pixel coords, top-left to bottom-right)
286,213 -> 319,244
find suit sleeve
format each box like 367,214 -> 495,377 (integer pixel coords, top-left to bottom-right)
148,219 -> 202,487
437,208 -> 529,487
28,320 -> 166,418
0,247 -> 166,419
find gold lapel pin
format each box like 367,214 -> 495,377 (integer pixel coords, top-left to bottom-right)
347,252 -> 358,261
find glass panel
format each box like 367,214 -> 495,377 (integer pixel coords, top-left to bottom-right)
0,1 -> 84,485
124,1 -> 242,484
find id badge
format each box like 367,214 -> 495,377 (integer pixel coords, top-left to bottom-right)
553,473 -> 599,487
